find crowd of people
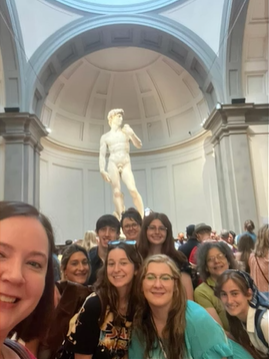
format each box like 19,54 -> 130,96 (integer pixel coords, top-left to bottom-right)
0,201 -> 268,359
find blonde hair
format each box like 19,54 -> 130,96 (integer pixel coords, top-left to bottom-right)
107,109 -> 124,126
82,230 -> 97,252
134,254 -> 186,359
253,224 -> 269,257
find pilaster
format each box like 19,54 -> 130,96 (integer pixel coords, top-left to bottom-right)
0,112 -> 48,207
204,103 -> 268,233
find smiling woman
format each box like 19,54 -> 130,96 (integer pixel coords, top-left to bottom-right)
60,244 -> 90,285
0,201 -> 55,359
194,241 -> 238,331
129,254 -> 255,359
66,242 -> 142,359
138,212 -> 194,300
215,270 -> 269,359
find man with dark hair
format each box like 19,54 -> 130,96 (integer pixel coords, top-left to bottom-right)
179,223 -> 212,262
178,224 -> 197,260
88,214 -> 120,285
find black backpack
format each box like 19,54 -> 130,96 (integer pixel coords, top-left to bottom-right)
254,292 -> 269,350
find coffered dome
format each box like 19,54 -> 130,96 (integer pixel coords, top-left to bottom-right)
41,46 -> 209,152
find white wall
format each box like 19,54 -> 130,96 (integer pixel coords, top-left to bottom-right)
0,137 -> 5,200
40,132 -> 222,243
242,0 -> 268,103
248,124 -> 269,226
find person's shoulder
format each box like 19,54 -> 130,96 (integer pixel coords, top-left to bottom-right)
89,246 -> 98,259
83,293 -> 101,310
186,301 -> 211,321
194,282 -> 209,294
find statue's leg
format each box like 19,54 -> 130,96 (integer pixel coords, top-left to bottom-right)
121,165 -> 144,218
107,161 -> 125,219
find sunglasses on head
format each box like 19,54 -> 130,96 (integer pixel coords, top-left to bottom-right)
108,240 -> 136,247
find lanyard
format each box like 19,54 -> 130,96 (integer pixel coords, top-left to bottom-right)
150,316 -> 168,359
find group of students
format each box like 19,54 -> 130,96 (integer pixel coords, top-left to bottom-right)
0,201 -> 268,359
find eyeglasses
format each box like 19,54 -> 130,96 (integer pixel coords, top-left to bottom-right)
147,225 -> 167,233
108,240 -> 136,247
207,253 -> 226,263
123,223 -> 139,230
144,273 -> 174,283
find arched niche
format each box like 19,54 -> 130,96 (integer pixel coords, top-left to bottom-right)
25,16 -> 223,118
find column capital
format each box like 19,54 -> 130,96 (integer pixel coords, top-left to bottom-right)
0,112 -> 48,148
204,103 -> 269,146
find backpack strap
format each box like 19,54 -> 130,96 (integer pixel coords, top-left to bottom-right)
4,339 -> 31,359
254,307 -> 269,350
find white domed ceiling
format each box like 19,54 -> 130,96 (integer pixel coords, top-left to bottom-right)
41,47 -> 209,152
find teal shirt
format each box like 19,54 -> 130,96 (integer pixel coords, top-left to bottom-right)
129,301 -> 254,359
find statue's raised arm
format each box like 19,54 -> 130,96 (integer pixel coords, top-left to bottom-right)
99,109 -> 144,220
122,124 -> 142,149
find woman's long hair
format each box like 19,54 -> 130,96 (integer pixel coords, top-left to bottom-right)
215,270 -> 264,359
134,255 -> 186,359
253,224 -> 269,258
237,234 -> 254,273
0,201 -> 55,342
137,212 -> 187,266
94,242 -> 142,326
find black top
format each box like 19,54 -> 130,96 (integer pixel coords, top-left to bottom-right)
88,246 -> 103,285
178,237 -> 199,261
67,294 -> 132,358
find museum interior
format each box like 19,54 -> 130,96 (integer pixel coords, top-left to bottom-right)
0,0 -> 268,243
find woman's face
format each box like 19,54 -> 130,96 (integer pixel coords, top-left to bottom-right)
142,262 -> 175,310
219,279 -> 251,322
122,218 -> 141,241
146,219 -> 167,247
206,248 -> 229,280
0,216 -> 49,335
64,252 -> 90,284
107,248 -> 136,291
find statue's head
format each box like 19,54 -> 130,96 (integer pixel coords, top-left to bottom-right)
107,109 -> 124,126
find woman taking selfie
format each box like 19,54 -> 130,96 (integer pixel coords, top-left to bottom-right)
137,212 -> 193,299
66,241 -> 141,359
0,201 -> 55,359
129,254 -> 254,359
215,270 -> 269,359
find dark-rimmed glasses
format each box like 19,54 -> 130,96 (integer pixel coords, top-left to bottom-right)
123,223 -> 139,230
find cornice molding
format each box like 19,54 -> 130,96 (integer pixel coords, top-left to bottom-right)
41,128 -> 208,157
204,103 -> 269,145
0,112 -> 48,148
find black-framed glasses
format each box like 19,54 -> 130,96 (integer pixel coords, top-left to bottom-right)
108,240 -> 136,247
123,223 -> 139,230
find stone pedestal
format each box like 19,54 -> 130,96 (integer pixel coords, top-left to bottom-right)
204,103 -> 268,233
0,113 -> 48,207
